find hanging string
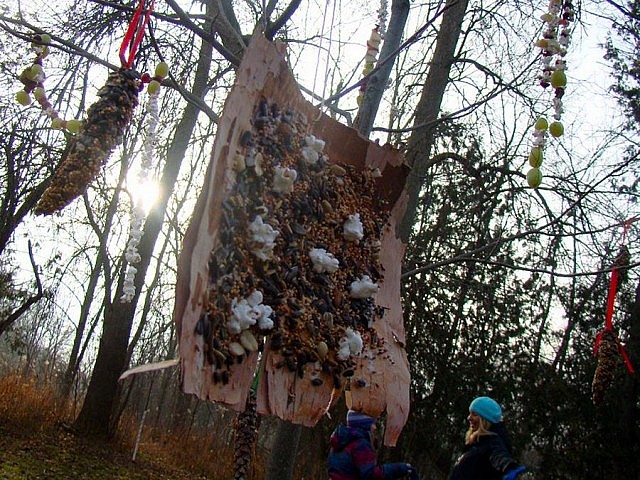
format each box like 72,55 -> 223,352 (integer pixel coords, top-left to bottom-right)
118,0 -> 162,303
309,0 -> 338,127
119,0 -> 155,69
121,85 -> 161,302
317,0 -> 338,114
377,0 -> 388,37
311,0 -> 331,104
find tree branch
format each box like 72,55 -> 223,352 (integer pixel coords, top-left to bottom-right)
0,240 -> 45,337
402,161 -> 636,280
265,0 -> 302,40
164,0 -> 242,66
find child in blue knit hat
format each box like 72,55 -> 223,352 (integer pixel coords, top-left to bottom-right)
328,409 -> 419,479
449,396 -> 527,480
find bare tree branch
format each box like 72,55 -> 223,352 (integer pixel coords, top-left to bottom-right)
402,161 -> 636,279
0,240 -> 45,337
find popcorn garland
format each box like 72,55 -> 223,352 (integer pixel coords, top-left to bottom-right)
355,0 -> 388,107
356,27 -> 383,107
15,33 -> 82,133
526,0 -> 574,188
121,62 -> 168,303
377,0 -> 388,38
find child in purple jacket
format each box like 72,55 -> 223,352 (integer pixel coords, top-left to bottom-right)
328,410 -> 418,480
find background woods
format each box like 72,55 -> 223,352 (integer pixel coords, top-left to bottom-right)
1,0 -> 639,479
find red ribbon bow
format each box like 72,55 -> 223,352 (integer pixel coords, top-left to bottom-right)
119,0 -> 155,69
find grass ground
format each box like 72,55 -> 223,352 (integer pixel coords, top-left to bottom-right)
0,421 -> 205,480
0,374 -> 229,479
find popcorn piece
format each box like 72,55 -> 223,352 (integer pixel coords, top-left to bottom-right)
248,216 -> 279,260
343,213 -> 364,242
228,290 -> 274,334
272,166 -> 297,194
337,328 -> 363,360
350,275 -> 378,299
305,134 -> 325,152
120,265 -> 137,302
309,248 -> 339,273
300,135 -> 326,165
301,146 -> 319,165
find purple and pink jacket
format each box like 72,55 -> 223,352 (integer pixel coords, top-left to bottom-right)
327,424 -> 411,480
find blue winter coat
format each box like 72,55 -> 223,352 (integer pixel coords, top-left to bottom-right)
449,422 -> 521,480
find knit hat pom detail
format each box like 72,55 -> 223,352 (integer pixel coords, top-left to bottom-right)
346,410 -> 376,430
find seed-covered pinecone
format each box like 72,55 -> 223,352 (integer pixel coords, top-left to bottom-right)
234,394 -> 261,480
613,245 -> 631,283
35,68 -> 139,215
592,330 -> 619,406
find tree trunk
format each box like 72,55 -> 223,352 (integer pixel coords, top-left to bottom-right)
61,165 -> 127,399
353,0 -> 410,137
398,0 -> 469,242
265,419 -> 302,480
73,12 -> 215,437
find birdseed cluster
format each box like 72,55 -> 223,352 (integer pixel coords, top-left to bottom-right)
592,330 -> 619,405
35,68 -> 140,215
196,98 -> 392,389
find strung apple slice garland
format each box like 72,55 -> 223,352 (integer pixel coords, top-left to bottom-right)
527,0 -> 574,188
16,33 -> 82,133
121,62 -> 168,303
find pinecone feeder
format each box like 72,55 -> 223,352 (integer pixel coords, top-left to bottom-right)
613,245 -> 631,283
592,330 -> 620,406
233,394 -> 261,480
35,68 -> 139,215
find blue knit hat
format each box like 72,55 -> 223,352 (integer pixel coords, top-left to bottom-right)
469,396 -> 502,423
346,410 -> 376,430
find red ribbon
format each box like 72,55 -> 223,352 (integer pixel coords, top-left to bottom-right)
119,0 -> 155,68
593,217 -> 637,374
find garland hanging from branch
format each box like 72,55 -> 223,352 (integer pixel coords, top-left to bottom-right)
356,0 -> 388,108
356,28 -> 382,107
121,61 -> 168,303
16,34 -> 82,133
13,1 -> 167,302
526,0 -> 574,189
34,0 -> 156,215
